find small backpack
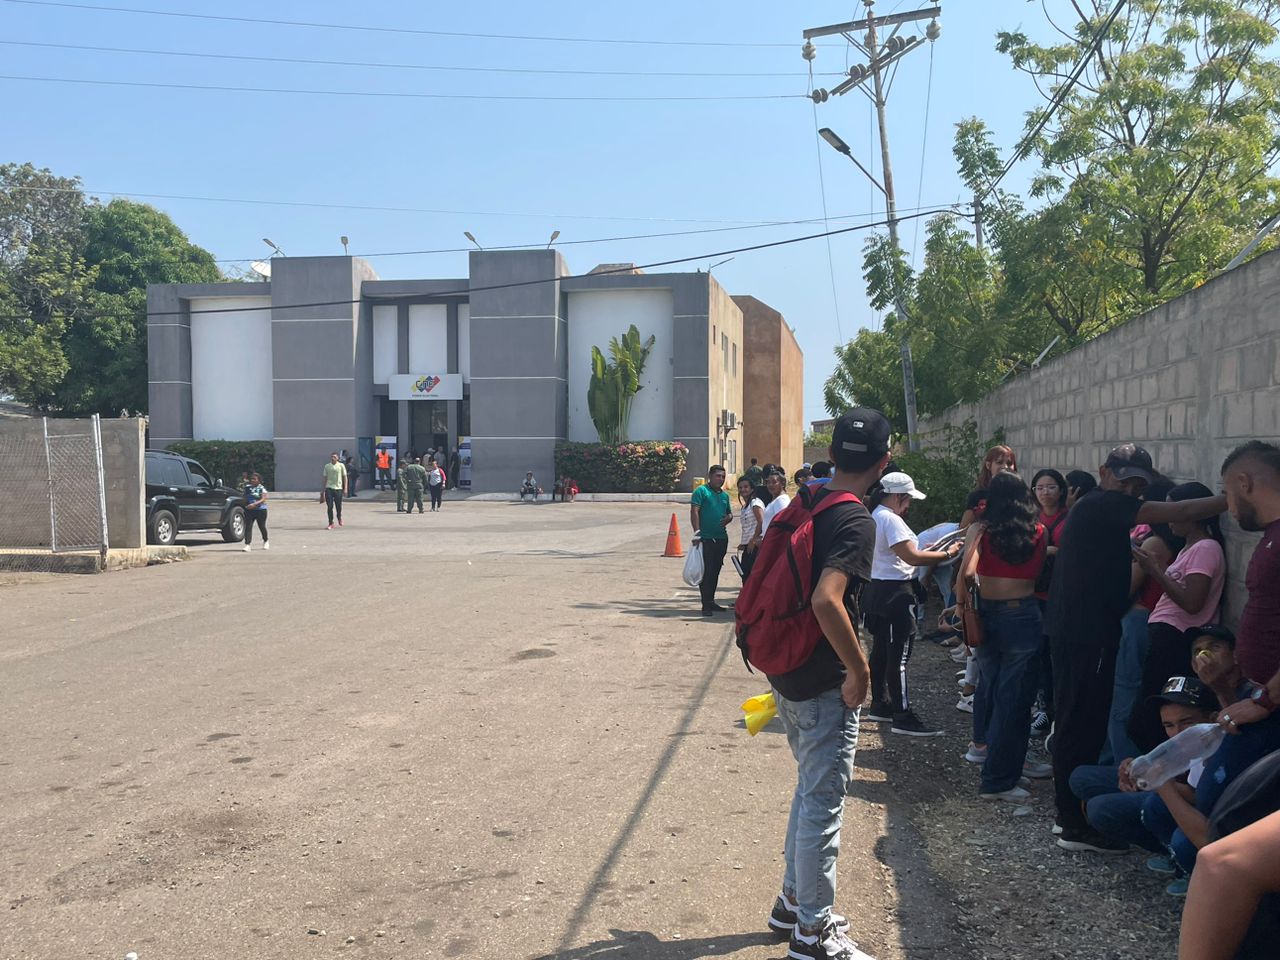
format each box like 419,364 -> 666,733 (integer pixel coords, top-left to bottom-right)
734,484 -> 861,675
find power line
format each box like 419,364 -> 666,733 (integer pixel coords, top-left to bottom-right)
0,74 -> 805,102
2,0 -> 831,48
808,62 -> 844,345
0,207 -> 961,321
978,0 -> 1129,202
910,42 -> 936,265
0,39 -> 846,79
11,183 -> 950,227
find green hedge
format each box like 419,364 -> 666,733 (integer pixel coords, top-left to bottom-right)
554,441 -> 687,493
167,440 -> 276,489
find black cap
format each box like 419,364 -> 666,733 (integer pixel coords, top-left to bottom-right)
1147,676 -> 1218,712
832,407 -> 891,458
1105,443 -> 1154,483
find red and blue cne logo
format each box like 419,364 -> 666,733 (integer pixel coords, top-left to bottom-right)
413,375 -> 442,395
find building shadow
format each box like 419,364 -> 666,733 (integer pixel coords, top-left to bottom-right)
530,928 -> 775,960
572,599 -> 722,621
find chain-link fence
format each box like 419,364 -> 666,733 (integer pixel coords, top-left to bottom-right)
0,415 -> 108,563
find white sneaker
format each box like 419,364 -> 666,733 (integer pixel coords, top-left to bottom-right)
242,545 -> 251,553
955,694 -> 974,713
263,541 -> 270,551
788,922 -> 876,960
1023,760 -> 1053,779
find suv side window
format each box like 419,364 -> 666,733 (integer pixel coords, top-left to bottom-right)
160,458 -> 188,486
186,461 -> 211,487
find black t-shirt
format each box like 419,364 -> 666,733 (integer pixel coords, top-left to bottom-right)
767,491 -> 875,702
1045,488 -> 1143,644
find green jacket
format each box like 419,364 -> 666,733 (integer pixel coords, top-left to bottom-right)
403,463 -> 428,488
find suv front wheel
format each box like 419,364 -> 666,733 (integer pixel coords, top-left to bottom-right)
150,509 -> 177,547
222,506 -> 246,543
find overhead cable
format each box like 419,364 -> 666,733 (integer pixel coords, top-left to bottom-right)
2,0 -> 834,48
0,207 -> 962,321
0,74 -> 805,102
0,39 -> 845,78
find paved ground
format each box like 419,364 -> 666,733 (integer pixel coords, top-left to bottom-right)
1,499 -> 963,960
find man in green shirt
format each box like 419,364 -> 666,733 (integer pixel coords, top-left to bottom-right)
690,464 -> 733,615
403,457 -> 427,514
322,452 -> 347,529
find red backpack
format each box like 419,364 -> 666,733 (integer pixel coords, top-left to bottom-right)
734,484 -> 861,675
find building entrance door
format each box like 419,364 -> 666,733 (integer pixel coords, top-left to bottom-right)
410,400 -> 449,463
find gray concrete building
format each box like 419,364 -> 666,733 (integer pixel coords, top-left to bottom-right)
147,251 -> 791,492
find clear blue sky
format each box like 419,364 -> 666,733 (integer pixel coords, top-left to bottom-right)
3,0 -> 1059,430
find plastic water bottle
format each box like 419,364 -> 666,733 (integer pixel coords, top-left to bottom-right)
1130,723 -> 1227,790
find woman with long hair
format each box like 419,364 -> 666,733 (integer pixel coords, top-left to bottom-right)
1128,481 -> 1227,752
865,472 -> 963,736
956,471 -> 1051,800
759,468 -> 791,537
960,445 -> 1018,529
735,476 -> 766,579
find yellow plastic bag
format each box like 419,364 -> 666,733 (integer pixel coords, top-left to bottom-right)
741,692 -> 777,736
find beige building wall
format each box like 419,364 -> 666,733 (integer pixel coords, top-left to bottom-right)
707,278 -> 746,475
735,295 -> 805,473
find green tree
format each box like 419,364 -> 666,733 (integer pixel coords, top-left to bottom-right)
587,324 -> 656,444
998,0 -> 1280,331
0,164 -> 93,404
55,199 -> 219,415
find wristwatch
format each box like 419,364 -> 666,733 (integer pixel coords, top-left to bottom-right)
1251,686 -> 1277,713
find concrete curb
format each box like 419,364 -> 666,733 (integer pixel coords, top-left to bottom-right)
0,546 -> 189,574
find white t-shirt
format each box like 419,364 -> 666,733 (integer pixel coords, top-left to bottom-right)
428,467 -> 443,486
872,504 -> 917,580
760,493 -> 792,536
740,498 -> 765,545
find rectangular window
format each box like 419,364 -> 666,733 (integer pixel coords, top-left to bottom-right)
732,342 -> 738,376
712,324 -> 717,345
186,461 -> 211,486
721,333 -> 728,368
379,398 -> 399,436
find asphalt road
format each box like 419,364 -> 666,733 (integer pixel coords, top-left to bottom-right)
1,499 -> 955,960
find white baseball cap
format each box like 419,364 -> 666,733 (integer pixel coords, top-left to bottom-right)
880,471 -> 926,500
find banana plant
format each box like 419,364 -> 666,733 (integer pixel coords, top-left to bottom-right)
587,324 -> 655,444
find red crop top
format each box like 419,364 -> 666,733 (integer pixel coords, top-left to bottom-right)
977,525 -> 1047,580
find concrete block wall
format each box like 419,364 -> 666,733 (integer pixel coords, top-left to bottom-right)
919,248 -> 1280,626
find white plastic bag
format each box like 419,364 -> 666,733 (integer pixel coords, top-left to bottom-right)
682,542 -> 705,587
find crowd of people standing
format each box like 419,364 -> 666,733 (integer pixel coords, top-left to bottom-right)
711,412 -> 1280,960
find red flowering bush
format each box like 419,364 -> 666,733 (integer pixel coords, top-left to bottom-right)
554,441 -> 687,493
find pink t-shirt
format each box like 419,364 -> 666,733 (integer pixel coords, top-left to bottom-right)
1149,538 -> 1226,632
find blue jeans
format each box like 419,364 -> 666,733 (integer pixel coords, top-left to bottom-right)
1101,606 -> 1150,765
975,598 -> 1042,792
775,686 -> 861,929
1070,764 -> 1164,852
1142,792 -> 1198,873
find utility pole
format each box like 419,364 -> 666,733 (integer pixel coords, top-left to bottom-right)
804,2 -> 940,451
973,194 -> 984,253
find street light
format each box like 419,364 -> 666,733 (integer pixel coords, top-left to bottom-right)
340,235 -> 349,255
708,257 -> 735,272
262,238 -> 286,258
463,231 -> 483,250
546,230 -> 560,248
818,127 -> 885,196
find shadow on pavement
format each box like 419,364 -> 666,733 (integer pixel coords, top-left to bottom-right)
572,598 -> 716,621
531,928 -> 775,960
548,627 -> 737,954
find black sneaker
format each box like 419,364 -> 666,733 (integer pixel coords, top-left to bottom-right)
1029,710 -> 1050,737
768,895 -> 850,938
890,711 -> 943,737
1055,827 -> 1129,854
788,921 -> 875,960
864,702 -> 894,722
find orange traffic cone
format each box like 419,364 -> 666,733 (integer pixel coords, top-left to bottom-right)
664,512 -> 685,558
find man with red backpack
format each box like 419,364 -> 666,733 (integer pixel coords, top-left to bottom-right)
735,407 -> 891,960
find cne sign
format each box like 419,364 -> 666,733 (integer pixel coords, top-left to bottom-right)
388,373 -> 464,401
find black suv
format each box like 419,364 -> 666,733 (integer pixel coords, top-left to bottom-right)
145,451 -> 247,546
